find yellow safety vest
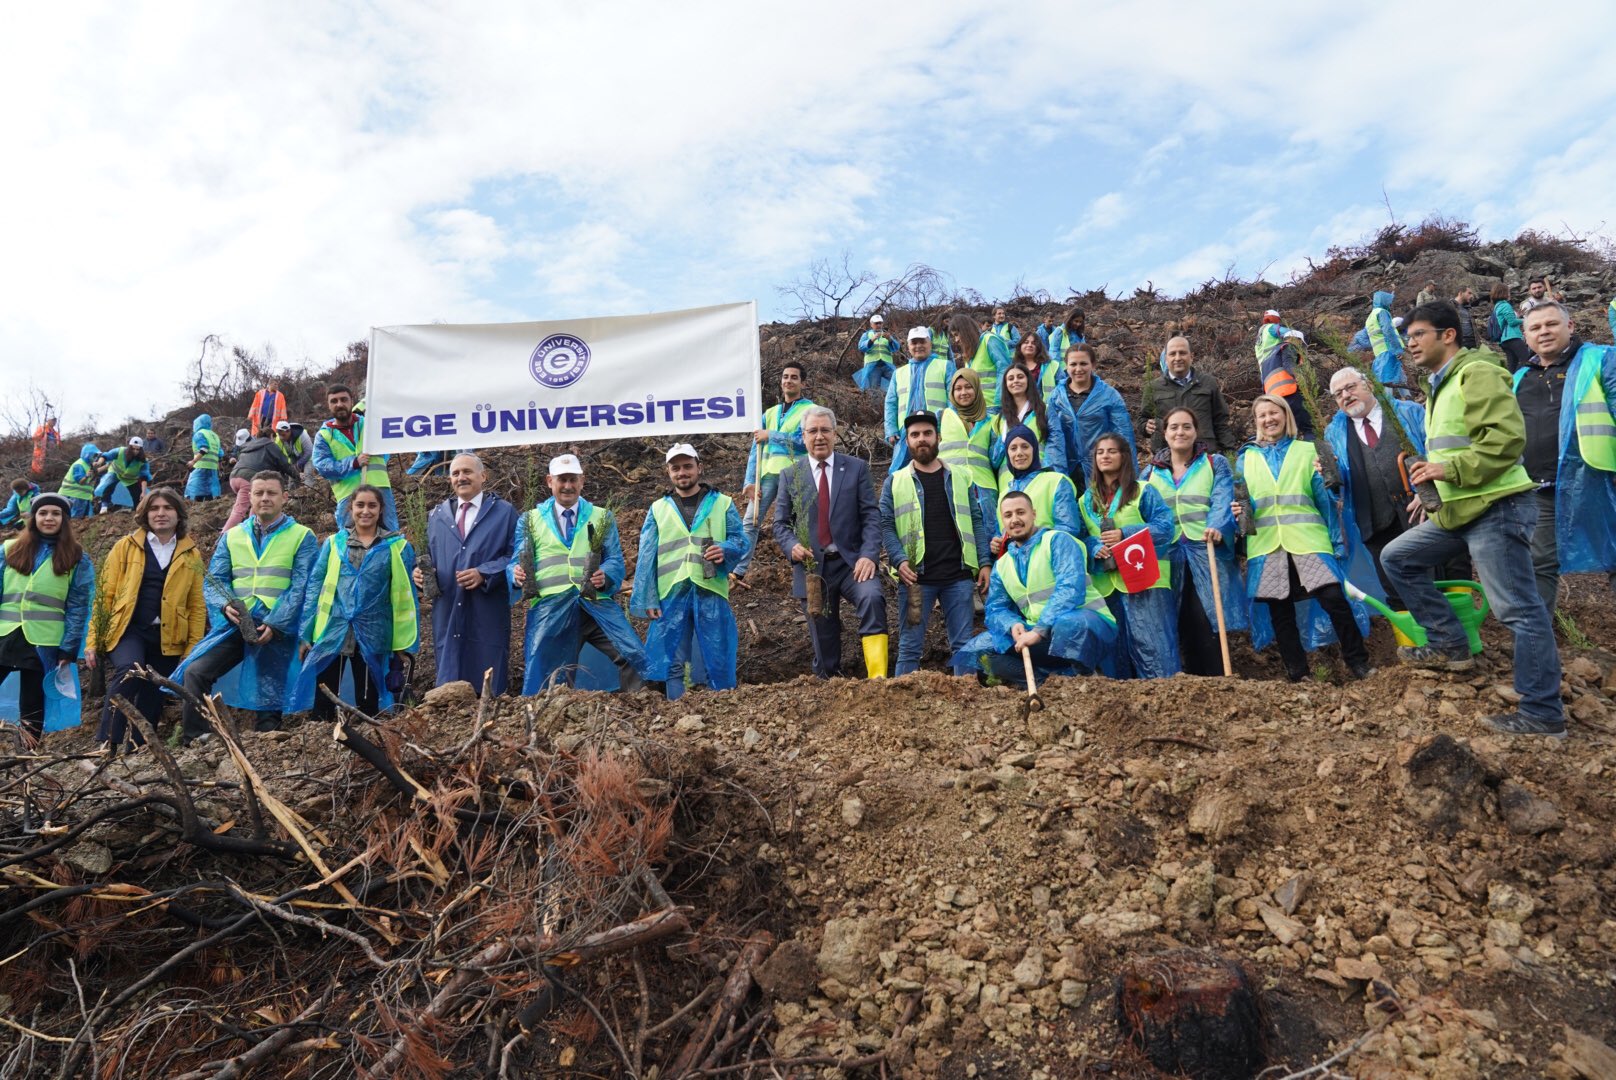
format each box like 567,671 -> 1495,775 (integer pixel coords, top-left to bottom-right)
526,503 -> 607,600
892,359 -> 951,420
997,471 -> 1075,535
59,461 -> 95,501
319,419 -> 390,500
1241,442 -> 1331,559
996,531 -> 1111,624
0,539 -> 75,646
194,428 -> 221,470
992,411 -> 1046,492
1569,347 -> 1616,472
760,400 -> 813,479
1146,456 -> 1215,543
969,339 -> 1003,410
105,450 -> 144,485
891,465 -> 979,572
651,494 -> 731,600
311,534 -> 417,650
940,410 -> 996,491
225,521 -> 313,612
1079,488 -> 1173,594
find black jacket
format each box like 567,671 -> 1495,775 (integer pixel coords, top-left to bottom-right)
231,436 -> 300,483
1145,369 -> 1237,454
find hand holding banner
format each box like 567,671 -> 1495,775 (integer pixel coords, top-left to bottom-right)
1113,529 -> 1161,593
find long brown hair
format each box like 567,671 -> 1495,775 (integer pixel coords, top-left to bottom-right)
6,505 -> 84,576
947,314 -> 981,361
1088,433 -> 1139,514
997,364 -> 1049,444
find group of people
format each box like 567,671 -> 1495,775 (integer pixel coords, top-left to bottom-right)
3,285 -> 1613,747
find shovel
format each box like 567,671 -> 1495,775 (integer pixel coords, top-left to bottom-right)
1020,646 -> 1044,717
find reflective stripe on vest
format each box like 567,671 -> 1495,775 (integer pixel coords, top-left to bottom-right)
651,494 -> 731,600
861,333 -> 897,368
999,472 -> 1074,537
311,535 -> 418,650
0,539 -> 74,646
107,450 -> 143,485
891,466 -> 979,573
1146,457 -> 1214,543
225,522 -> 313,611
930,330 -> 951,363
1366,311 -> 1403,358
527,505 -> 605,599
17,494 -> 33,517
1241,443 -> 1330,558
893,360 -> 951,420
1569,347 -> 1616,472
59,461 -> 94,501
997,532 -> 1111,625
1079,488 -> 1173,594
194,428 -> 221,470
320,420 -> 390,500
760,400 -> 813,479
939,410 -> 995,489
1427,362 -> 1535,506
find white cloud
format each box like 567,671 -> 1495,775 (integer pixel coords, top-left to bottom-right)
1058,192 -> 1130,245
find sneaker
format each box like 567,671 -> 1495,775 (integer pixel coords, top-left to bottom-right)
1348,662 -> 1376,681
1483,711 -> 1568,739
181,733 -> 212,748
1396,644 -> 1475,672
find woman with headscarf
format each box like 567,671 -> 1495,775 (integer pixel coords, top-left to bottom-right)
0,493 -> 94,741
1079,433 -> 1180,679
1141,407 -> 1249,676
86,487 -> 207,751
1234,395 -> 1370,681
940,369 -> 999,529
991,426 -> 1081,550
950,314 -> 1012,412
1049,342 -> 1134,490
990,364 -> 1069,483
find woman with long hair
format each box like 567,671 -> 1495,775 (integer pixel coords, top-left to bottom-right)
991,364 -> 1069,481
1490,283 -> 1528,371
0,494 -> 94,741
1049,343 -> 1134,490
1048,307 -> 1087,361
940,369 -> 999,528
1234,395 -> 1370,681
950,313 -> 1012,411
1080,434 -> 1179,679
87,488 -> 207,751
991,426 -> 1081,551
1015,332 -> 1061,398
1141,408 -> 1249,676
297,484 -> 420,719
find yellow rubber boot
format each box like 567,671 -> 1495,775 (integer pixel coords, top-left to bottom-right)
861,634 -> 889,679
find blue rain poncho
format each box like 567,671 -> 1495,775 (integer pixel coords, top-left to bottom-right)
630,489 -> 749,690
185,415 -> 221,500
1,540 -> 94,732
1079,482 -> 1180,679
990,401 -> 1070,478
1366,291 -> 1406,387
885,358 -> 955,472
1323,399 -> 1427,604
1608,296 -> 1615,342
312,419 -> 398,530
1144,453 -> 1251,634
0,484 -> 40,527
510,498 -> 651,694
172,516 -> 319,712
1049,375 -> 1134,485
1547,342 -> 1616,573
955,527 -> 1116,680
293,530 -> 419,714
60,444 -> 101,518
854,330 -> 898,393
407,450 -> 462,476
996,430 -> 1082,539
95,448 -> 151,507
1237,439 -> 1371,653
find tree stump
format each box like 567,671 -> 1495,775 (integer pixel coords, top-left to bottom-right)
1115,950 -> 1263,1080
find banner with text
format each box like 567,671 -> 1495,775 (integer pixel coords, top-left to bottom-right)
363,301 -> 761,454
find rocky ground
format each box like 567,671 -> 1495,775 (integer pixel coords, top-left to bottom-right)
3,227 -> 1616,1076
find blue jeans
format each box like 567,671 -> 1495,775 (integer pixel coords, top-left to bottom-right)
734,472 -> 779,576
895,577 -> 977,675
1381,492 -> 1562,722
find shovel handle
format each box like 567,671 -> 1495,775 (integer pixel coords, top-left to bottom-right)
1021,645 -> 1039,697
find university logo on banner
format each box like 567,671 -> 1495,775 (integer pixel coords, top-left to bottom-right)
363,302 -> 762,454
1113,530 -> 1160,592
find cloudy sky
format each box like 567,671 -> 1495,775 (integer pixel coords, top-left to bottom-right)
4,0 -> 1615,429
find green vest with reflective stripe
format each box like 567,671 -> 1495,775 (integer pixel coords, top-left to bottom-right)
319,419 -> 390,500
1514,347 -> 1616,473
999,471 -> 1074,536
969,339 -> 1001,410
1146,456 -> 1215,543
891,466 -> 979,573
651,494 -> 731,600
1036,361 -> 1060,399
194,428 -> 221,470
526,504 -> 606,600
1428,361 -> 1534,508
992,412 -> 1046,492
760,400 -> 813,479
0,540 -> 74,646
17,493 -> 33,517
930,329 -> 951,363
862,332 -> 897,368
59,460 -> 95,501
106,449 -> 144,485
1079,488 -> 1172,594
1241,442 -> 1331,558
1366,309 -> 1403,357
225,521 -> 313,611
311,534 -> 417,650
997,531 -> 1111,625
940,410 -> 996,490
893,359 -> 951,420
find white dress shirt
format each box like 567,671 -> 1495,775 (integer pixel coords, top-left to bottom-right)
1352,404 -> 1384,445
455,491 -> 486,534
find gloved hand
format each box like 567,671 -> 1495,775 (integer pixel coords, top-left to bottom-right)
386,654 -> 406,695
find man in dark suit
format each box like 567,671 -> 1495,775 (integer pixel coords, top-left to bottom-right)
410,453 -> 519,695
773,406 -> 890,678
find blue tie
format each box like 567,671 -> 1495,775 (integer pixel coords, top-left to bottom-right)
562,507 -> 575,542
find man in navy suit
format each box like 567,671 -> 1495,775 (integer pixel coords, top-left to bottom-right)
773,406 -> 890,678
410,453 -> 519,695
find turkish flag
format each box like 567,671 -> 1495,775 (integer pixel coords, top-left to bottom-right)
1113,529 -> 1161,593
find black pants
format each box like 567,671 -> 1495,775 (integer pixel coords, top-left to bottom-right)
1289,394 -> 1315,438
180,634 -> 252,740
1178,579 -> 1224,677
577,611 -> 643,692
312,654 -> 378,721
1262,560 -> 1368,680
1,664 -> 45,741
1500,338 -> 1532,373
97,628 -> 179,748
804,551 -> 887,678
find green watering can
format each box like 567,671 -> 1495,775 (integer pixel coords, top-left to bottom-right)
1344,580 -> 1489,655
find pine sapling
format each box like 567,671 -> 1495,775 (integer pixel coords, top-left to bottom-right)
1361,363 -> 1442,513
1227,454 -> 1256,537
579,501 -> 619,601
402,486 -> 439,601
790,467 -> 823,617
86,552 -> 117,700
1293,345 -> 1342,490
903,523 -> 924,626
206,569 -> 258,642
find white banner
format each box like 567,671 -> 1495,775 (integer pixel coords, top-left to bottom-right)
362,301 -> 761,454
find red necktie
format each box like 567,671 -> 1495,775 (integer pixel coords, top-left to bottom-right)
816,462 -> 832,548
457,501 -> 471,539
1362,418 -> 1378,448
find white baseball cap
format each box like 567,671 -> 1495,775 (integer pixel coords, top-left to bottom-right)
548,454 -> 583,476
1263,309 -> 1280,318
235,428 -> 251,446
665,443 -> 699,462
127,436 -> 144,448
907,327 -> 930,341
869,314 -> 884,324
275,420 -> 292,432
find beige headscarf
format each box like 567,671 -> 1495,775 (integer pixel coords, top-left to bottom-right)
950,368 -> 986,425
